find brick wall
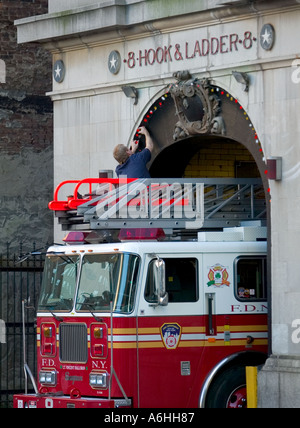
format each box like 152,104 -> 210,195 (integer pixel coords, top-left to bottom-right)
184,140 -> 259,178
0,0 -> 53,254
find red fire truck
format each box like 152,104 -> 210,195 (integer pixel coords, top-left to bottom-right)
14,177 -> 268,408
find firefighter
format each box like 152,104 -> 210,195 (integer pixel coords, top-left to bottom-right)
113,126 -> 153,178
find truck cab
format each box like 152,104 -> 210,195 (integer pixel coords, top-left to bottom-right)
14,226 -> 268,409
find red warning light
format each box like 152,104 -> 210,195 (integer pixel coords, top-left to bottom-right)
63,232 -> 89,244
119,228 -> 166,241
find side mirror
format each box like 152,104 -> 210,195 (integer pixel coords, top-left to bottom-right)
154,258 -> 168,306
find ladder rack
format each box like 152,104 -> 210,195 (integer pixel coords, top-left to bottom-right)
49,178 -> 267,235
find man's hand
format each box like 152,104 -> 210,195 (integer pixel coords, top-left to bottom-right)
138,126 -> 154,152
129,139 -> 139,154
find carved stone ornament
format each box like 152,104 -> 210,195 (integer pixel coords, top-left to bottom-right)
169,71 -> 226,141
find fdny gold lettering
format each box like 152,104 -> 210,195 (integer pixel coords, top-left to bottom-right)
231,304 -> 268,313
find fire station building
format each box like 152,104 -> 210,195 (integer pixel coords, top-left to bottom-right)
16,0 -> 300,407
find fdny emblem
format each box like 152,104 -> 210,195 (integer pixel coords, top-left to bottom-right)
207,264 -> 230,288
160,323 -> 182,350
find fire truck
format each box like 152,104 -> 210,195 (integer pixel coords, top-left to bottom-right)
14,177 -> 268,408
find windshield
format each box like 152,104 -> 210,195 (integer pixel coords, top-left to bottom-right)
76,253 -> 139,314
38,254 -> 80,312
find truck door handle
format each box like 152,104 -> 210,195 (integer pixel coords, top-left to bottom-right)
207,293 -> 215,336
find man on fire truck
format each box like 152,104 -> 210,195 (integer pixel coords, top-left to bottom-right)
113,126 -> 154,179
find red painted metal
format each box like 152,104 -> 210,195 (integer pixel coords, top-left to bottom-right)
14,312 -> 268,408
48,178 -> 137,212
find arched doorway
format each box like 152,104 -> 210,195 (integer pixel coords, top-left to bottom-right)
149,136 -> 261,180
133,72 -> 269,225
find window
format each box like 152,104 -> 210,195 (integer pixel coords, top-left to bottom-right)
145,258 -> 198,303
235,257 -> 267,301
76,253 -> 140,314
38,255 -> 80,312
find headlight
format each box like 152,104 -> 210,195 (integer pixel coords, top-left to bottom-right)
89,372 -> 109,389
41,323 -> 56,357
39,370 -> 57,386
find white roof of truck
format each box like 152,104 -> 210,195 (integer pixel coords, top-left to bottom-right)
48,227 -> 267,256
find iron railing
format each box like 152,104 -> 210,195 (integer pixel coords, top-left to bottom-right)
0,244 -> 45,408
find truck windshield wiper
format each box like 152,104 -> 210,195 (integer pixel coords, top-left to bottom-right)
42,305 -> 64,322
76,302 -> 103,322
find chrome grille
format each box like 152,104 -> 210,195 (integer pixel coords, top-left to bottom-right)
59,323 -> 88,363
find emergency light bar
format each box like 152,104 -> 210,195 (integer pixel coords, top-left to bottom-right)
63,228 -> 166,244
118,228 -> 166,241
63,232 -> 89,244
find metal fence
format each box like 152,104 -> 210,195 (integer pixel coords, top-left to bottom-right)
0,244 -> 45,408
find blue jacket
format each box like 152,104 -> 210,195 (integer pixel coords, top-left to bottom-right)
116,149 -> 151,178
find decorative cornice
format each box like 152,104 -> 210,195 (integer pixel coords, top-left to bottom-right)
16,0 -> 300,50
